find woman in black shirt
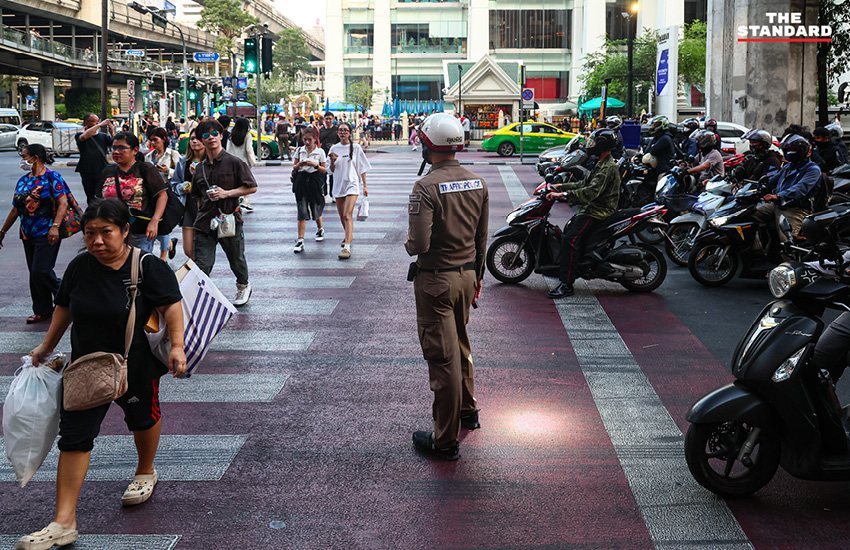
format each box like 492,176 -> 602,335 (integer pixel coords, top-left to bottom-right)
18,198 -> 185,550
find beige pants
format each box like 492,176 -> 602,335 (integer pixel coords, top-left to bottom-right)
414,269 -> 477,448
752,202 -> 810,242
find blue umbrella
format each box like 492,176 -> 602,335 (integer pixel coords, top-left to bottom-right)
324,98 -> 330,113
383,99 -> 391,118
393,97 -> 399,117
439,99 -> 444,112
428,99 -> 434,113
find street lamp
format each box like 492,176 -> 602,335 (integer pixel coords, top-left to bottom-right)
128,1 -> 188,121
622,2 -> 639,119
144,65 -> 172,120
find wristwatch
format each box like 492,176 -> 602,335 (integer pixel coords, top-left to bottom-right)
52,222 -> 60,228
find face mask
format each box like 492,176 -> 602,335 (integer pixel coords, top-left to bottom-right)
20,158 -> 33,172
784,151 -> 804,163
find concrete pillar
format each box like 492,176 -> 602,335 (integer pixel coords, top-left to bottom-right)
39,76 -> 55,120
371,0 -> 391,113
706,0 -> 818,135
468,0 -> 488,61
570,0 -> 606,103
325,0 -> 345,101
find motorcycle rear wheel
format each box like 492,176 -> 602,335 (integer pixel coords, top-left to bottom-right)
618,243 -> 667,292
486,236 -> 536,284
688,242 -> 738,287
636,225 -> 665,245
685,421 -> 780,499
665,222 -> 701,267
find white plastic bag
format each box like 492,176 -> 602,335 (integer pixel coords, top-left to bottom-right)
357,197 -> 369,221
3,354 -> 64,487
147,260 -> 237,378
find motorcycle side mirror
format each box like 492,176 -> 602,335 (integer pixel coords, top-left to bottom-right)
778,215 -> 793,240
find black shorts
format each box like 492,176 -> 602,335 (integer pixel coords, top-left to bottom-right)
58,376 -> 162,452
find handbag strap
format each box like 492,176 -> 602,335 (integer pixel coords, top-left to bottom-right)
124,247 -> 141,359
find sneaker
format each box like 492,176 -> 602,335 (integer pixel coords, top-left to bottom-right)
315,227 -> 325,242
233,282 -> 252,307
339,247 -> 351,260
240,198 -> 254,212
411,146 -> 417,151
460,409 -> 481,430
412,431 -> 460,461
294,240 -> 304,253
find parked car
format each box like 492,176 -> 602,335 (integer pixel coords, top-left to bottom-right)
536,135 -> 587,175
0,108 -> 22,127
0,123 -> 19,150
177,130 -> 280,160
482,122 -> 577,157
16,121 -> 82,154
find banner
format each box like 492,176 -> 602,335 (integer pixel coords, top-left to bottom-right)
221,77 -> 233,102
655,26 -> 679,119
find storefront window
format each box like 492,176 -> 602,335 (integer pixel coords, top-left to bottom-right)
392,74 -> 444,101
344,24 -> 374,54
488,9 -> 571,49
391,23 -> 467,54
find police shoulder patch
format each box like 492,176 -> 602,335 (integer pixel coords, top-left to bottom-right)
408,202 -> 420,214
438,179 -> 483,194
409,193 -> 421,202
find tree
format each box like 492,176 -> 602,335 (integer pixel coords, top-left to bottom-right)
272,28 -> 312,82
818,0 -> 850,125
579,30 -> 658,114
679,20 -> 707,89
64,88 -> 111,119
345,77 -> 374,111
197,0 -> 258,73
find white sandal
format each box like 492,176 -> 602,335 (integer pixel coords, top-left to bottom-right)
121,470 -> 158,506
15,522 -> 78,550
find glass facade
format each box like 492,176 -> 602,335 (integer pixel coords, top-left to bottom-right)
343,24 -> 374,54
684,0 -> 707,23
488,9 -> 571,49
391,74 -> 444,101
605,0 -> 633,42
526,70 -> 569,101
391,23 -> 467,54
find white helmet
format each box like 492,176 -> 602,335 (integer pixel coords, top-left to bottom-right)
418,113 -> 464,152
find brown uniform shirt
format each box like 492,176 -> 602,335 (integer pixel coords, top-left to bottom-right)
405,159 -> 489,270
191,149 -> 257,233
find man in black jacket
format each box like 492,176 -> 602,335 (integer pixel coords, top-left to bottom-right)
813,127 -> 847,173
647,115 -> 676,180
319,112 -> 339,199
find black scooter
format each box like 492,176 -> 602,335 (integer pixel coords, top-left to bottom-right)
485,182 -> 668,292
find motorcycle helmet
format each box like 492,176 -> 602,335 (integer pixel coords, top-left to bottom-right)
704,118 -> 718,132
642,153 -> 658,168
681,118 -> 700,136
780,133 -> 811,163
826,122 -> 844,140
693,130 -> 717,150
586,128 -> 617,156
417,113 -> 464,152
800,216 -> 830,245
605,116 -> 623,131
648,115 -> 671,135
743,129 -> 772,153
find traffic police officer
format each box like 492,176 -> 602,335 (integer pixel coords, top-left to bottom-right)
406,113 -> 489,461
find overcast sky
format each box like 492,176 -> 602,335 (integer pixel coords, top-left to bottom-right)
274,0 -> 325,31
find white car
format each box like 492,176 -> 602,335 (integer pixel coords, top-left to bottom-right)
705,121 -> 780,155
16,121 -> 83,154
0,123 -> 19,150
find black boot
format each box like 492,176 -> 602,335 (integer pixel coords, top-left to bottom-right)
548,282 -> 574,299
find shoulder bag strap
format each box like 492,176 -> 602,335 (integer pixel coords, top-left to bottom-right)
124,247 -> 140,359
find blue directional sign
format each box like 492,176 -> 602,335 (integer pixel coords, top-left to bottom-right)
126,50 -> 145,57
193,52 -> 220,62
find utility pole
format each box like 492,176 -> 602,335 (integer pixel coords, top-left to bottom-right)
457,64 -> 463,116
100,0 -> 108,119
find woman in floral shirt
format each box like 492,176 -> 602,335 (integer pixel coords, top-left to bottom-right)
0,144 -> 70,323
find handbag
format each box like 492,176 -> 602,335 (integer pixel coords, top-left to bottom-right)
357,197 -> 369,221
62,248 -> 140,411
216,210 -> 236,238
110,168 -> 185,235
47,172 -> 83,239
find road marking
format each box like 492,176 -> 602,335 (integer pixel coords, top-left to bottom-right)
231,243 -> 379,255
0,435 -> 247,482
0,332 -> 70,354
238,299 -> 339,315
244,258 -> 369,270
0,535 -> 181,549
211,275 -> 355,288
211,329 -> 315,351
499,164 -> 752,549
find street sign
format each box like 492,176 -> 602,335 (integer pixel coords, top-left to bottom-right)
522,88 -> 535,109
126,50 -> 145,57
127,80 -> 135,112
193,52 -> 220,62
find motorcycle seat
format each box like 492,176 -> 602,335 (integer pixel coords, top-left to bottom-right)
605,208 -> 642,224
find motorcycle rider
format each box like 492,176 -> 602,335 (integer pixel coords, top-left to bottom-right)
733,129 -> 782,181
826,122 -> 849,164
813,127 -> 848,173
752,134 -> 824,240
704,118 -> 722,152
545,129 -> 621,299
685,130 -> 725,187
645,115 -> 676,184
679,118 -> 700,158
605,115 -> 625,160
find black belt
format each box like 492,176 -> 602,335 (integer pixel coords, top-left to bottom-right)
417,262 -> 475,274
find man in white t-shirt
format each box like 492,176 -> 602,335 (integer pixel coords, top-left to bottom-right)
461,114 -> 471,146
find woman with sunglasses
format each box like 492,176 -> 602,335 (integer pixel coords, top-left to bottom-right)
171,128 -> 206,259
328,122 -> 371,259
0,144 -> 70,323
99,132 -> 168,254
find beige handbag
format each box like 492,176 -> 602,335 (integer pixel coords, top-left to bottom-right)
63,248 -> 141,411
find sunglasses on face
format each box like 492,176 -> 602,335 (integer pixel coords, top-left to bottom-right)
202,131 -> 220,139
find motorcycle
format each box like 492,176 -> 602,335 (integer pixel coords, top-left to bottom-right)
664,176 -> 738,266
684,249 -> 850,497
618,156 -> 654,210
545,143 -> 592,185
486,182 -> 668,292
687,182 -> 793,287
634,166 -> 698,245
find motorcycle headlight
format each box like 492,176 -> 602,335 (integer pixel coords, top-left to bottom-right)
772,346 -> 806,382
710,215 -> 730,228
768,264 -> 796,298
506,210 -> 520,224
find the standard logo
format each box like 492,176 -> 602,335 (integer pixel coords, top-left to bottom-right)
438,180 -> 483,194
738,12 -> 832,42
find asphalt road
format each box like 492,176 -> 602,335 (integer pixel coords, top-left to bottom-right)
1,148 -> 849,548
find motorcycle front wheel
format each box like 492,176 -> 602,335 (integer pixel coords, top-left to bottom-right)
486,236 -> 536,284
665,222 -> 701,267
685,421 -> 780,499
688,242 -> 738,286
636,225 -> 665,245
618,243 -> 667,292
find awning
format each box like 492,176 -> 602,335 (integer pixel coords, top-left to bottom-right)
579,96 -> 625,112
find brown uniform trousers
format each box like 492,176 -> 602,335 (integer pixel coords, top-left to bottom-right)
406,159 -> 489,448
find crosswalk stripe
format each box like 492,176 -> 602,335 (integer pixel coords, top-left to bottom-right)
211,275 -> 355,288
0,332 -> 70,354
210,329 -> 315,351
0,535 -> 181,549
238,299 -> 338,315
0,435 -> 248,482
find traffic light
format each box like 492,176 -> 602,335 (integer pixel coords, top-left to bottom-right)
187,76 -> 198,101
262,37 -> 273,74
243,38 -> 258,73
188,88 -> 198,101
